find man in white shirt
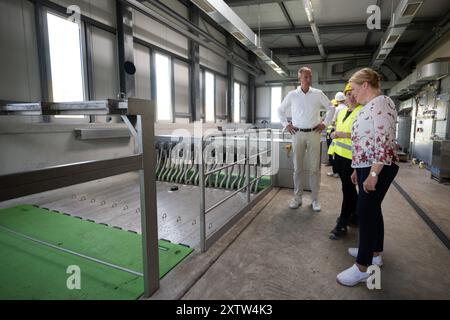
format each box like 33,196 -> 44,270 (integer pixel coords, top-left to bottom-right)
278,67 -> 335,212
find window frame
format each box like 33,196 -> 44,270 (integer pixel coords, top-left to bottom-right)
45,9 -> 87,104
43,9 -> 90,122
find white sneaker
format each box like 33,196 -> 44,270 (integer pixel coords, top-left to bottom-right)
336,264 -> 369,287
348,248 -> 384,267
289,198 -> 302,209
333,173 -> 340,178
312,200 -> 321,212
327,172 -> 335,176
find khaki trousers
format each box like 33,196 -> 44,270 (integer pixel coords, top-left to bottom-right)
291,131 -> 321,201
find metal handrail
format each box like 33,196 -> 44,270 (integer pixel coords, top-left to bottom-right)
205,159 -> 247,176
199,129 -> 273,252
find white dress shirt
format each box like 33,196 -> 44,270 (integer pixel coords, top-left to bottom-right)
278,87 -> 335,129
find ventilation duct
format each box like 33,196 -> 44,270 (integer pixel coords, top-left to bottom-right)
417,61 -> 449,81
372,0 -> 423,68
389,61 -> 448,98
190,0 -> 290,77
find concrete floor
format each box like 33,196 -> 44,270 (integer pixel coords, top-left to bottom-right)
170,162 -> 450,300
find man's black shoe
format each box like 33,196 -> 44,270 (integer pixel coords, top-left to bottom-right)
329,226 -> 348,240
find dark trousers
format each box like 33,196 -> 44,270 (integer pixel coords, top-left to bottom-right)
334,154 -> 358,228
326,138 -> 338,174
356,164 -> 399,266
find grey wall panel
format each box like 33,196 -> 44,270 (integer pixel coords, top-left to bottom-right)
256,87 -> 270,119
174,60 -> 190,115
158,0 -> 188,19
133,10 -> 189,59
0,0 -> 41,102
199,18 -> 226,45
134,43 -> 151,100
215,76 -> 227,119
90,27 -> 119,99
234,67 -> 248,84
200,47 -> 227,75
50,0 -> 116,27
240,84 -> 248,121
234,45 -> 248,62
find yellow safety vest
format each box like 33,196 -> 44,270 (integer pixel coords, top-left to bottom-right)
328,105 -> 363,160
326,125 -> 334,134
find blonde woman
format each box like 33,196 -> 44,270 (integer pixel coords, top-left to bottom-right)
337,68 -> 399,286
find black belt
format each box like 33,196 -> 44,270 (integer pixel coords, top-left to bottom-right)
294,126 -> 319,133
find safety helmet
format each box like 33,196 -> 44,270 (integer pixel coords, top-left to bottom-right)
335,92 -> 346,102
344,83 -> 352,95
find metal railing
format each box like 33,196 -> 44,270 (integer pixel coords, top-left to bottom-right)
199,129 -> 274,252
0,98 -> 159,299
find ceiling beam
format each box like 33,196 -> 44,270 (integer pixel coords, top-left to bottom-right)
278,2 -> 303,48
272,44 -> 413,56
302,0 -> 326,58
287,55 -> 373,65
254,19 -> 433,36
225,0 -> 284,6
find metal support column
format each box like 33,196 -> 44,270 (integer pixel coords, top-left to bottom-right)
246,135 -> 251,203
248,54 -> 257,124
189,4 -> 201,122
116,0 -> 136,98
227,36 -> 235,123
199,138 -> 206,252
129,99 -> 159,298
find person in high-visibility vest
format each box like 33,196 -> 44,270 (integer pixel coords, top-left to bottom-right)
326,99 -> 338,169
328,84 -> 363,240
327,93 -> 347,178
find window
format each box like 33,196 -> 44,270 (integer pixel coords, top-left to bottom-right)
234,82 -> 240,123
155,53 -> 172,121
205,71 -> 215,122
271,87 -> 282,123
47,12 -> 84,103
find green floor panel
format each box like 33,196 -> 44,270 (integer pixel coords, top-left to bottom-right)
0,205 -> 193,300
